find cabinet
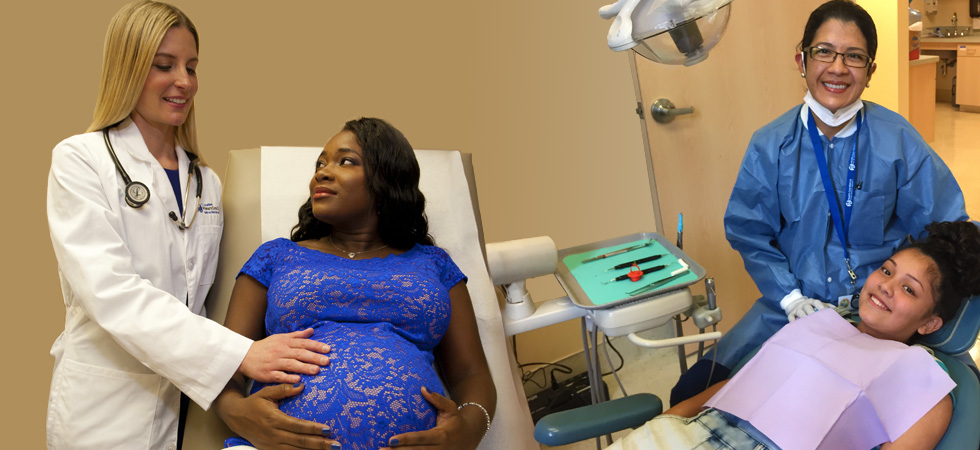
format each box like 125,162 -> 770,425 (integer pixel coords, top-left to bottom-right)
957,44 -> 980,107
909,56 -> 938,142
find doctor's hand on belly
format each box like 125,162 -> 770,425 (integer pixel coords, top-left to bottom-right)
240,328 -> 332,384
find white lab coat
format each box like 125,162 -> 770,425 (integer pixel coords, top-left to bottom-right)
46,118 -> 252,450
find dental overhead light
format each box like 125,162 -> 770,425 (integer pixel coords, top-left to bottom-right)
600,0 -> 734,66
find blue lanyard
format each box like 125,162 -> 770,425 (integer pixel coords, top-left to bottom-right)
807,110 -> 862,285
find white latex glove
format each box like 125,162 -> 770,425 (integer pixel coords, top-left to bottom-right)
779,289 -> 831,322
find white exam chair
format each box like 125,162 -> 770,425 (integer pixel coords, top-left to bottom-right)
183,147 -> 537,450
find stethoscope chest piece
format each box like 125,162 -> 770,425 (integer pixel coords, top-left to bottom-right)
104,126 -> 202,227
105,127 -> 153,208
105,128 -> 154,208
124,180 -> 151,208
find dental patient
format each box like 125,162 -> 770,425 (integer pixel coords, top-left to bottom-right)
609,221 -> 980,450
213,118 -> 495,450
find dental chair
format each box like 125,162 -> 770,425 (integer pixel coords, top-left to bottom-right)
724,299 -> 980,450
182,147 -> 538,450
922,298 -> 980,449
535,298 -> 980,449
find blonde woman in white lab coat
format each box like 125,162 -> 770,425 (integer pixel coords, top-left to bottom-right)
46,2 -> 335,449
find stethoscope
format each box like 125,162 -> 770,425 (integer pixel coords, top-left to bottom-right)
103,127 -> 202,230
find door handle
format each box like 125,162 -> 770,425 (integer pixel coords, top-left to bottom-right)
650,98 -> 695,124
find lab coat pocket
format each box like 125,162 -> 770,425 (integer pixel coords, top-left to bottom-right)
50,358 -> 163,449
848,190 -> 886,246
194,224 -> 221,286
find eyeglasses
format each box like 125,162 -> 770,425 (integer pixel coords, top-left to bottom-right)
804,46 -> 873,68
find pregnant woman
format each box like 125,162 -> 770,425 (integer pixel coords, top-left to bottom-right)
215,117 -> 495,450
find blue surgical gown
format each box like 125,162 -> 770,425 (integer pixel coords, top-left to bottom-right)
714,102 -> 968,367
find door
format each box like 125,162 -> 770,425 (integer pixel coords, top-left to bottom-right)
633,0 -> 825,342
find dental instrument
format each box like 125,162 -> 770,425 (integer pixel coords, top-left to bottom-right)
581,240 -> 653,263
676,212 -> 683,249
602,263 -> 669,284
603,254 -> 666,272
627,260 -> 690,296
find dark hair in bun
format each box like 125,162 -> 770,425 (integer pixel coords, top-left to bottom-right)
907,221 -> 980,322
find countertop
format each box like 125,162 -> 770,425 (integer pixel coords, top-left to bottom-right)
921,35 -> 980,49
910,54 -> 939,66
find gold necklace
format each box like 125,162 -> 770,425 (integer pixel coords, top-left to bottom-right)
328,236 -> 389,259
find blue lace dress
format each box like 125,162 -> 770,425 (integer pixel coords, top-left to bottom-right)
224,238 -> 466,450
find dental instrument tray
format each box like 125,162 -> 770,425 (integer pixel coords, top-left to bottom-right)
555,232 -> 705,310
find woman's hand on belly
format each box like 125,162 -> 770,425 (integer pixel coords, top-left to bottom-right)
381,387 -> 485,450
220,382 -> 341,450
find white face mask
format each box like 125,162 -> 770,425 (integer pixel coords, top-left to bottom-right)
804,90 -> 863,127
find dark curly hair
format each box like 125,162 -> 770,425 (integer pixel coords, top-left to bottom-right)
905,221 -> 980,323
799,1 -> 877,73
290,118 -> 434,249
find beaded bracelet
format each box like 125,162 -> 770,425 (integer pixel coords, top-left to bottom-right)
457,401 -> 491,437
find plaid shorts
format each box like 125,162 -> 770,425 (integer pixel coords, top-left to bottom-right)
605,408 -> 778,450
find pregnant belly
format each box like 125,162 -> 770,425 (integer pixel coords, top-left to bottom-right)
257,323 -> 444,449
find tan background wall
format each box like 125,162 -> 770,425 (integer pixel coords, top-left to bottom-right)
859,0 -> 909,115
2,1 -> 658,446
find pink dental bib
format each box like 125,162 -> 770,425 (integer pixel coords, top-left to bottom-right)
705,309 -> 955,450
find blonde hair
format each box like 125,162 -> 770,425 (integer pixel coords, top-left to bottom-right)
87,1 -> 205,164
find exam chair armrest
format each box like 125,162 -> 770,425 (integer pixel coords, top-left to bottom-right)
533,393 -> 663,446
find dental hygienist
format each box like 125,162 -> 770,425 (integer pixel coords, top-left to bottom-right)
671,0 -> 969,406
45,2 -> 333,449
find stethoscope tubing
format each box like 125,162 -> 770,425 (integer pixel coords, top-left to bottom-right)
103,126 -> 202,228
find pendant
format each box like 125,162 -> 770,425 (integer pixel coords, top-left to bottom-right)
348,252 -> 356,259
